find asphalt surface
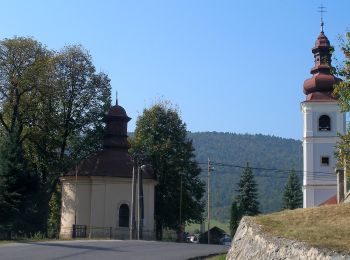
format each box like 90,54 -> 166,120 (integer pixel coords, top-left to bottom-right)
0,240 -> 229,260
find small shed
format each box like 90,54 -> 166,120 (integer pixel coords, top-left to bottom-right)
199,226 -> 228,244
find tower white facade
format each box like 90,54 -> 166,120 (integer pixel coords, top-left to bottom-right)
302,25 -> 345,208
302,102 -> 345,207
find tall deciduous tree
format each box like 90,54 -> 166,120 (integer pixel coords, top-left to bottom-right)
334,32 -> 350,167
130,102 -> 205,240
0,37 -> 51,233
236,163 -> 260,216
282,170 -> 302,210
27,45 -> 111,191
0,37 -> 111,235
32,45 -> 111,236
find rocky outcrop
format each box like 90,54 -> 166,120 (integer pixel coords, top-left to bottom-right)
226,217 -> 349,260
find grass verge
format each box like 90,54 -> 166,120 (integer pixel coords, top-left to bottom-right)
255,203 -> 350,252
205,253 -> 226,260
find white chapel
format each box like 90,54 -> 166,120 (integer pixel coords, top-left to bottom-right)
59,101 -> 157,239
301,22 -> 346,207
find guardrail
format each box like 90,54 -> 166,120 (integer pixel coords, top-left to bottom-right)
60,225 -> 156,240
0,227 -> 177,241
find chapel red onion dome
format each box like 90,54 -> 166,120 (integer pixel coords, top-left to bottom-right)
104,103 -> 131,122
107,105 -> 127,117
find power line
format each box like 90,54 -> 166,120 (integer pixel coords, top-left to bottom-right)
198,161 -> 335,175
197,161 -> 337,180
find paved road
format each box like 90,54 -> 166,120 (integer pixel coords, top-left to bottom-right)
0,240 -> 229,260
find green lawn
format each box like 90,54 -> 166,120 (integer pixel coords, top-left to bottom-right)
205,253 -> 226,260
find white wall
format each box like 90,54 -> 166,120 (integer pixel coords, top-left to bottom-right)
59,176 -> 156,239
301,101 -> 345,208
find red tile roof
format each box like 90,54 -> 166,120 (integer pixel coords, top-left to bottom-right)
318,195 -> 337,206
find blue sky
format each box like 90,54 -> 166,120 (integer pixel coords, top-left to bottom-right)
1,0 -> 349,139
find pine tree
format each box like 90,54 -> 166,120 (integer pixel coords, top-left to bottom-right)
0,132 -> 40,234
229,201 -> 241,237
282,169 -> 302,210
236,163 -> 260,216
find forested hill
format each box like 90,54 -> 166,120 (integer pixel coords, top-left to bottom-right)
187,132 -> 303,222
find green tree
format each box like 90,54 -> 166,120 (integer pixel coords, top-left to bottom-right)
334,31 -> 350,168
229,200 -> 241,237
0,37 -> 51,233
30,45 -> 111,236
282,170 -> 302,210
236,163 -> 260,216
0,131 -> 40,234
130,102 -> 205,240
0,37 -> 111,236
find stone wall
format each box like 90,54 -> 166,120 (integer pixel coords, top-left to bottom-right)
226,217 -> 348,260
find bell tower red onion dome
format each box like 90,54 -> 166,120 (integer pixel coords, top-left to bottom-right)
303,22 -> 342,101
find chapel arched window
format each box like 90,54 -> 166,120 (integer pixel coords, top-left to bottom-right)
319,115 -> 331,131
119,204 -> 129,228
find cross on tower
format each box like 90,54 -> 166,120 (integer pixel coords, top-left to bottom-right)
318,5 -> 326,32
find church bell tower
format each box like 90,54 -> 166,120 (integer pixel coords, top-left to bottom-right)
301,21 -> 345,207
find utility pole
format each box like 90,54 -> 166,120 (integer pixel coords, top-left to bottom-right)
344,152 -> 348,196
139,165 -> 145,240
207,157 -> 212,244
74,164 -> 78,226
130,165 -> 135,240
74,164 -> 78,238
137,165 -> 140,240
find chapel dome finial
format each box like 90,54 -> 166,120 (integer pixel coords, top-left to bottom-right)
105,92 -> 129,119
318,4 -> 326,33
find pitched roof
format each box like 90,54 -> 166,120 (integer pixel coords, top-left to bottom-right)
318,195 -> 337,206
65,149 -> 155,179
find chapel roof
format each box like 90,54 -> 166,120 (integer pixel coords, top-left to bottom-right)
65,102 -> 154,179
65,149 -> 154,179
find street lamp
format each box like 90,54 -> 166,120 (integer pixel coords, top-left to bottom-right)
130,164 -> 136,240
138,164 -> 146,240
179,172 -> 184,242
73,164 -> 78,238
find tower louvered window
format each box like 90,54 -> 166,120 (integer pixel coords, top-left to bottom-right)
319,115 -> 331,131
